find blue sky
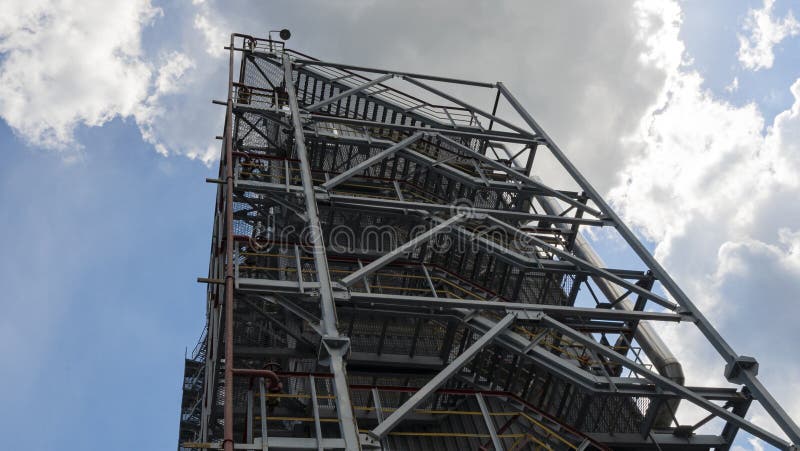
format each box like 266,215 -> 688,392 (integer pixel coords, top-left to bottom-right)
0,118 -> 210,448
1,1 -> 799,450
680,0 -> 800,118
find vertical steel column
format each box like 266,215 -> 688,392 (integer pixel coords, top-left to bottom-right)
282,52 -> 362,450
476,393 -> 503,451
246,387 -> 254,444
371,388 -> 391,451
258,378 -> 268,451
309,376 -> 324,451
223,33 -> 237,451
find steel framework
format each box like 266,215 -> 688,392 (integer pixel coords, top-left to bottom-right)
177,33 -> 800,451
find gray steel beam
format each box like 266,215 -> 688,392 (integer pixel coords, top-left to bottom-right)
403,76 -> 534,139
307,113 -> 534,144
325,193 -> 609,226
292,57 -> 496,88
339,214 -> 464,287
497,82 -> 800,446
237,278 -> 319,293
369,313 -> 516,440
258,378 -> 268,451
229,437 -> 346,449
321,132 -> 424,190
283,53 -> 361,450
307,73 -> 393,112
476,393 -> 504,451
342,292 -> 684,322
371,388 -> 390,451
309,375 -> 324,451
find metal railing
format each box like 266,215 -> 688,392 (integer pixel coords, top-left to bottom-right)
181,374 -> 606,450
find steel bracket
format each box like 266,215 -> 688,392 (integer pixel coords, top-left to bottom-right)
725,356 -> 759,383
319,335 -> 351,362
510,309 -> 544,321
360,433 -> 382,449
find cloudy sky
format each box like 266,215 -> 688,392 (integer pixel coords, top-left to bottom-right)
1,0 -> 798,449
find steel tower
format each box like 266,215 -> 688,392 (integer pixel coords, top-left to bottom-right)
178,33 -> 800,451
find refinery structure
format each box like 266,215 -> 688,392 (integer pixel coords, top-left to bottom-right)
177,32 -> 800,450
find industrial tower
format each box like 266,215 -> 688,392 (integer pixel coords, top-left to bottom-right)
178,33 -> 800,450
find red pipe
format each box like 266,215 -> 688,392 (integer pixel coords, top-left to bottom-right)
233,368 -> 283,392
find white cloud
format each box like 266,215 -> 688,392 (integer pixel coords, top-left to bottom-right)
610,4 -> 800,440
193,5 -> 228,58
737,0 -> 800,71
153,52 -> 196,96
0,0 -> 161,150
135,51 -> 197,158
0,0 -> 218,164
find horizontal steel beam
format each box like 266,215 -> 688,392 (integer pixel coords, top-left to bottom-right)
236,278 -> 319,292
292,57 -> 496,88
342,292 -> 685,322
307,113 -> 535,144
307,73 -> 393,112
326,193 -> 610,226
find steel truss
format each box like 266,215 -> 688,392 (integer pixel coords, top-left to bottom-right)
177,33 -> 799,451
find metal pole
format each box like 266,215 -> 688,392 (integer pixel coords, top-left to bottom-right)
282,52 -> 362,450
309,376 -> 324,451
246,387 -> 254,444
223,33 -> 236,451
258,378 -> 268,451
476,393 -> 503,451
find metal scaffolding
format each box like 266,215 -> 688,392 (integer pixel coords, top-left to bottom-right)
177,33 -> 800,451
